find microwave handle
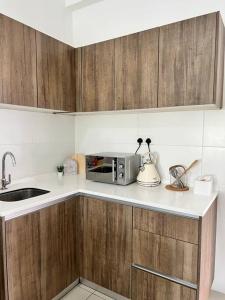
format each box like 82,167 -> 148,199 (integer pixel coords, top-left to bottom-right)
112,159 -> 115,182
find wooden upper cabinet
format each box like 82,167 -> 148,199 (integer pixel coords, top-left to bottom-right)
115,28 -> 159,110
36,31 -> 76,111
76,12 -> 224,112
158,12 -> 224,108
0,14 -> 37,107
77,40 -> 115,112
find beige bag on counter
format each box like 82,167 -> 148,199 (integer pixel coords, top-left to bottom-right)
72,153 -> 86,175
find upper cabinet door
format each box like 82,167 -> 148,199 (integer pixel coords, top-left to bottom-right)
158,12 -> 223,107
0,14 -> 37,107
36,32 -> 76,111
115,28 -> 159,110
77,40 -> 115,112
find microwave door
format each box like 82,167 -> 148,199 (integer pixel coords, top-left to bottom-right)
88,157 -> 117,184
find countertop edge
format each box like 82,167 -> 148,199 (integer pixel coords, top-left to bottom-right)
1,187 -> 217,221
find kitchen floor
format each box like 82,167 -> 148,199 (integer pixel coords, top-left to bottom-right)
62,283 -> 225,300
62,284 -> 113,300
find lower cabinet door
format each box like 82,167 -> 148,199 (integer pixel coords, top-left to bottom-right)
39,198 -> 79,299
6,212 -> 41,300
133,229 -> 198,284
132,268 -> 197,300
5,198 -> 79,300
80,196 -> 132,298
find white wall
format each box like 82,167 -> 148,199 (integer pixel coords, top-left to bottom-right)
0,110 -> 75,180
73,0 -> 225,46
0,0 -> 73,45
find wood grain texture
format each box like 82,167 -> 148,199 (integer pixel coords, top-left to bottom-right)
80,40 -> 115,112
36,31 -> 76,111
132,267 -> 197,300
75,47 -> 82,112
80,196 -> 107,286
133,229 -> 198,284
0,14 -> 37,107
5,197 -> 79,300
214,12 -> 225,108
6,212 -> 42,300
158,12 -> 217,107
80,196 -> 132,298
40,199 -> 79,300
133,207 -> 199,245
115,28 -> 158,110
198,199 -> 217,300
0,219 -> 6,300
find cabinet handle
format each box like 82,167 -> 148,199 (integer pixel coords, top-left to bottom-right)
112,159 -> 115,182
132,264 -> 197,290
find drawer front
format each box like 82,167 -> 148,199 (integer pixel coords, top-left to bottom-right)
133,207 -> 199,245
132,267 -> 197,300
133,229 -> 198,284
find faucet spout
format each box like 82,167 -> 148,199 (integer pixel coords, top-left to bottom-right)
1,152 -> 16,190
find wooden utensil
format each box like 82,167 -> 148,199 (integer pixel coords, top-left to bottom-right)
175,160 -> 198,182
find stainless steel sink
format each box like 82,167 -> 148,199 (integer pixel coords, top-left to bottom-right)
0,188 -> 50,202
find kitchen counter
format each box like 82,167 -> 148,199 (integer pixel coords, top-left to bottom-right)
0,173 -> 218,220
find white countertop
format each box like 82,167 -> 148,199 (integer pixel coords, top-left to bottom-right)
0,173 -> 218,220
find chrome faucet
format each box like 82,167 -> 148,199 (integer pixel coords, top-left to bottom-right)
1,152 -> 16,190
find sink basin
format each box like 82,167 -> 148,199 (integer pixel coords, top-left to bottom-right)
0,188 -> 50,202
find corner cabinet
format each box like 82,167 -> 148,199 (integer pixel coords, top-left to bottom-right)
79,196 -> 133,298
36,32 -> 76,111
115,28 -> 159,110
158,12 -> 224,108
76,40 -> 115,112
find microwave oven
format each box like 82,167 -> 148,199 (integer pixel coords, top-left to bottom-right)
86,152 -> 141,185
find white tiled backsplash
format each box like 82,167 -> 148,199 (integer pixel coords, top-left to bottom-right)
74,109 -> 225,294
0,109 -> 75,180
75,111 -> 203,186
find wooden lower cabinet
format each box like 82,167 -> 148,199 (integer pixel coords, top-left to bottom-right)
39,199 -> 79,299
0,196 -> 217,300
132,267 -> 197,300
0,220 -> 6,300
79,196 -> 133,298
5,198 -> 79,300
133,229 -> 198,284
132,201 -> 217,300
6,211 -> 41,300
133,207 -> 199,245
